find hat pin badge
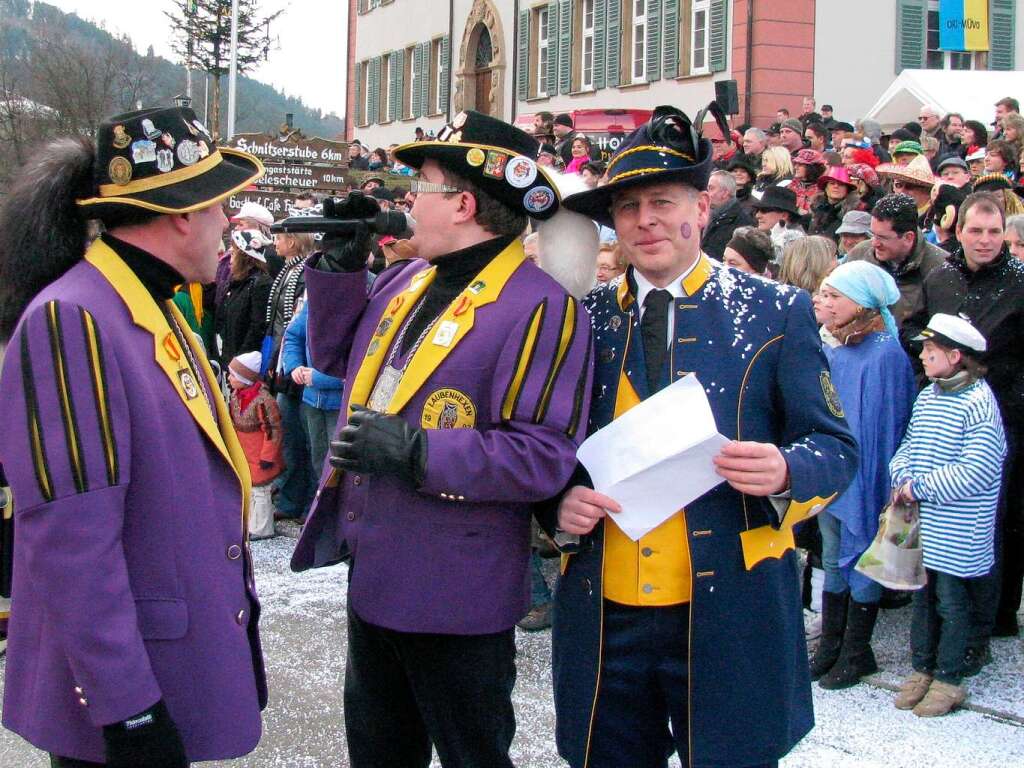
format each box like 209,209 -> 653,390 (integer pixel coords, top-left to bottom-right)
112,125 -> 131,149
141,118 -> 161,141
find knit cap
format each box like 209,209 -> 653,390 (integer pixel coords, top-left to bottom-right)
229,351 -> 262,385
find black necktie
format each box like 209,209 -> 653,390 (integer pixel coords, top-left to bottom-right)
641,289 -> 672,395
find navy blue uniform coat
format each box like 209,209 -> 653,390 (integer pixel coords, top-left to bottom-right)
550,255 -> 858,768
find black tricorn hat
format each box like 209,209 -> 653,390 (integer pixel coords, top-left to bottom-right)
561,103 -> 725,228
77,106 -> 263,215
750,185 -> 801,217
392,110 -> 560,220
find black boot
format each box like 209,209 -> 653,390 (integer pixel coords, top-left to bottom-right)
819,599 -> 879,690
809,590 -> 848,680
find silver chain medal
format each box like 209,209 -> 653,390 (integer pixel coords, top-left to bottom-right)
367,297 -> 441,412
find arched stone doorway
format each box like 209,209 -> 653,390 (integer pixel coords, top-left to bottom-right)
454,0 -> 506,118
473,25 -> 494,116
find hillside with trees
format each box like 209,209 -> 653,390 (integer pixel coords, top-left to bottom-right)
0,0 -> 344,186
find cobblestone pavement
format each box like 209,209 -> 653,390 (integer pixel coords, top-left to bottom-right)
1,535 -> 1021,767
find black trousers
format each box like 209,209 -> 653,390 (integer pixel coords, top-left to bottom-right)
50,756 -> 104,767
344,603 -> 517,768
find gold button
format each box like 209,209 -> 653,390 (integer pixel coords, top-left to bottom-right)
78,697 -> 88,706
227,544 -> 242,560
353,475 -> 363,486
642,583 -> 654,594
74,686 -> 83,695
347,511 -> 355,521
457,495 -> 465,501
641,547 -> 653,557
235,609 -> 246,625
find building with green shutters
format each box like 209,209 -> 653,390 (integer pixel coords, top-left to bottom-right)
347,0 -> 1020,146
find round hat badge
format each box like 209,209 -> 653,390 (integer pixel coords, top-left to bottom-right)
466,147 -> 486,167
523,186 -> 555,214
108,156 -> 133,186
505,155 -> 538,188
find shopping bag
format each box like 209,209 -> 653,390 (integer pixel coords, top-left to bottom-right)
854,499 -> 927,591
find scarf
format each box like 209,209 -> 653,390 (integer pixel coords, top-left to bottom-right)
828,310 -> 885,346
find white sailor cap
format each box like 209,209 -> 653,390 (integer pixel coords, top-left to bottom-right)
913,313 -> 987,353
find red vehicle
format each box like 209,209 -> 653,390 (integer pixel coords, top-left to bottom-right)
514,108 -> 653,162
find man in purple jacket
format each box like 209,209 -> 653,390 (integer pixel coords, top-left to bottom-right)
290,111 -> 594,767
0,106 -> 267,766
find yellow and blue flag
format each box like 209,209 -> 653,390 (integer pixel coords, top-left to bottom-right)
939,0 -> 990,52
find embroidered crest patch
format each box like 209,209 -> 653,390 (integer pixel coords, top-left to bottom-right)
820,371 -> 844,418
421,388 -> 476,430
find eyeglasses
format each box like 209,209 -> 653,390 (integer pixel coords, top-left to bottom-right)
871,230 -> 903,242
410,179 -> 463,194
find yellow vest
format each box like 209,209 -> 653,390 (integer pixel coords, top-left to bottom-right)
602,371 -> 691,606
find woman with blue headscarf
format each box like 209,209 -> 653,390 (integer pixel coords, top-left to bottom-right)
811,260 -> 916,690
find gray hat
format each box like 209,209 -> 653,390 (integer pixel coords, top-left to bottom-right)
937,155 -> 968,172
781,118 -> 804,135
835,210 -> 872,236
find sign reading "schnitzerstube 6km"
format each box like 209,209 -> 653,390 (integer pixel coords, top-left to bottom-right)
226,133 -> 350,193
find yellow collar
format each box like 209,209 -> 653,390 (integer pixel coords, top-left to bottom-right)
84,240 -> 251,529
617,252 -> 713,311
347,239 -> 527,418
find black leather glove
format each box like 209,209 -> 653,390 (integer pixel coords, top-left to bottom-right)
330,405 -> 427,485
317,191 -> 380,272
103,699 -> 188,768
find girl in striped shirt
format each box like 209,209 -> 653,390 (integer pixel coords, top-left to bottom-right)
890,314 -> 1006,718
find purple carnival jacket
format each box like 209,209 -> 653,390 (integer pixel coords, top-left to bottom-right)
291,239 -> 594,634
0,240 -> 266,763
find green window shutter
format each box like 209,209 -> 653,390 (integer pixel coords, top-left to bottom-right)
662,0 -> 679,78
355,62 -> 364,126
385,51 -> 397,121
420,42 -> 432,115
517,10 -> 531,100
646,0 -> 662,81
895,0 -> 926,73
606,0 -> 621,87
593,0 -> 607,89
439,35 -> 451,115
990,0 -> 1016,71
547,2 -> 559,97
708,0 -> 727,73
558,0 -> 573,94
396,49 -> 406,121
412,44 -> 424,118
369,56 -> 381,125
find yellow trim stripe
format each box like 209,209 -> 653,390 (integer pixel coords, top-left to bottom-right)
81,309 -> 118,486
535,296 -> 577,424
97,151 -> 223,196
501,300 -> 546,421
606,144 -> 695,176
608,166 -> 682,185
77,149 -> 265,214
21,330 -> 53,502
47,302 -> 87,494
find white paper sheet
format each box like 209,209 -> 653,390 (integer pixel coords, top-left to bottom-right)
577,375 -> 729,541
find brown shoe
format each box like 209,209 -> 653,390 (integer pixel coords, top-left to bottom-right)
517,602 -> 553,632
894,671 -> 933,710
912,680 -> 966,717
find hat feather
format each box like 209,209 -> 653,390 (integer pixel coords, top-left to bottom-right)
537,172 -> 599,299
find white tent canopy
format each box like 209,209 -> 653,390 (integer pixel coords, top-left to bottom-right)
864,69 -> 1024,130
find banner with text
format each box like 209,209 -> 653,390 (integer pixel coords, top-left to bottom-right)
939,0 -> 990,52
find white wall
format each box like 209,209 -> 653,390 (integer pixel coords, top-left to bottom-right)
351,0 -> 452,148
814,0 -> 899,124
